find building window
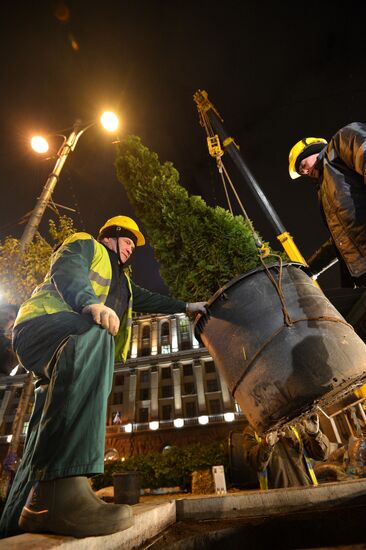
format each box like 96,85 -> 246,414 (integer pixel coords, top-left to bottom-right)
161,367 -> 171,379
179,318 -> 191,350
160,322 -> 170,353
183,382 -> 196,395
206,378 -> 219,392
141,324 -> 151,356
185,401 -> 197,418
113,392 -> 123,405
139,388 -> 150,401
161,321 -> 170,340
161,385 -> 173,398
180,317 -> 190,333
115,374 -> 125,386
162,404 -> 172,420
140,370 -> 150,384
139,408 -> 149,423
209,399 -> 222,415
204,361 -> 216,374
183,364 -> 193,377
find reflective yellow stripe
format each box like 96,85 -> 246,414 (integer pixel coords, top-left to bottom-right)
254,432 -> 268,490
114,268 -> 133,362
88,269 -> 111,287
291,427 -> 318,486
258,470 -> 268,490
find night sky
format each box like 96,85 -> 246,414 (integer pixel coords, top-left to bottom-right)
2,1 -> 366,295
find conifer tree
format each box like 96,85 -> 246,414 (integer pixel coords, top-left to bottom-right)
115,135 -> 277,302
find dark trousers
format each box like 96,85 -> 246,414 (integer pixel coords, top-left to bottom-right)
0,312 -> 115,537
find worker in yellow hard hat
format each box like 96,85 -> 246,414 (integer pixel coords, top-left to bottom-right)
288,122 -> 366,288
0,215 -> 207,539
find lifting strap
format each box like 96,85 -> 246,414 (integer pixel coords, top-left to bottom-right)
254,427 -> 318,490
201,117 -> 271,259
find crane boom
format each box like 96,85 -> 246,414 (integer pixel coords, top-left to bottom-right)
193,89 -> 308,266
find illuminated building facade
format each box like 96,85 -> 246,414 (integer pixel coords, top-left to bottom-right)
105,312 -> 245,458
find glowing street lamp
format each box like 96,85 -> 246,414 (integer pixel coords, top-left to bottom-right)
100,111 -> 119,132
21,111 -> 119,251
30,136 -> 49,154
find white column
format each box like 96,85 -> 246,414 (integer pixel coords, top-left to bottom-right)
218,370 -> 232,410
127,373 -> 137,422
130,323 -> 139,359
171,317 -> 178,352
172,364 -> 182,414
151,320 -> 158,355
150,370 -> 159,419
193,362 -> 206,413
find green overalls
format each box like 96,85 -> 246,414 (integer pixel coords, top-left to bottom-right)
0,233 -> 185,537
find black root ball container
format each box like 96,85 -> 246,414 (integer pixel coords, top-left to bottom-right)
194,263 -> 366,433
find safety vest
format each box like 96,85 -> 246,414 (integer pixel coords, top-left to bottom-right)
254,427 -> 318,490
15,232 -> 133,362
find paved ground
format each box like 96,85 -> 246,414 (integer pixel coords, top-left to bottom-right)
101,485 -> 366,549
143,506 -> 366,550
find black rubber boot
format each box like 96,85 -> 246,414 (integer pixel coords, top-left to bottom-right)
18,476 -> 134,537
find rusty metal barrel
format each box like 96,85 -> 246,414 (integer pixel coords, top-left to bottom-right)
194,263 -> 366,433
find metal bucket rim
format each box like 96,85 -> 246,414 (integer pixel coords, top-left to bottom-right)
194,261 -> 304,339
206,261 -> 303,308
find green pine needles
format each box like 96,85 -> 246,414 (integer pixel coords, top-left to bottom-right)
115,136 -> 278,302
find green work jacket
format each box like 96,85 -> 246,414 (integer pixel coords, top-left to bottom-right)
15,232 -> 186,361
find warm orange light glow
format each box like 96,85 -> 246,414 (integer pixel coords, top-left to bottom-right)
100,111 -> 119,132
31,136 -> 49,154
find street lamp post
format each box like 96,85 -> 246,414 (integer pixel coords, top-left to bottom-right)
20,112 -> 119,251
20,120 -> 84,251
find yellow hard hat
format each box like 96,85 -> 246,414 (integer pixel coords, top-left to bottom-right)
288,137 -> 327,179
98,215 -> 145,246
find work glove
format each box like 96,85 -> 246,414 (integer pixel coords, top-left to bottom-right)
303,413 -> 320,435
186,302 -> 208,315
82,304 -> 120,336
265,431 -> 279,447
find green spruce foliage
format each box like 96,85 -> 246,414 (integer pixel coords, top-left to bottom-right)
115,136 -> 276,302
